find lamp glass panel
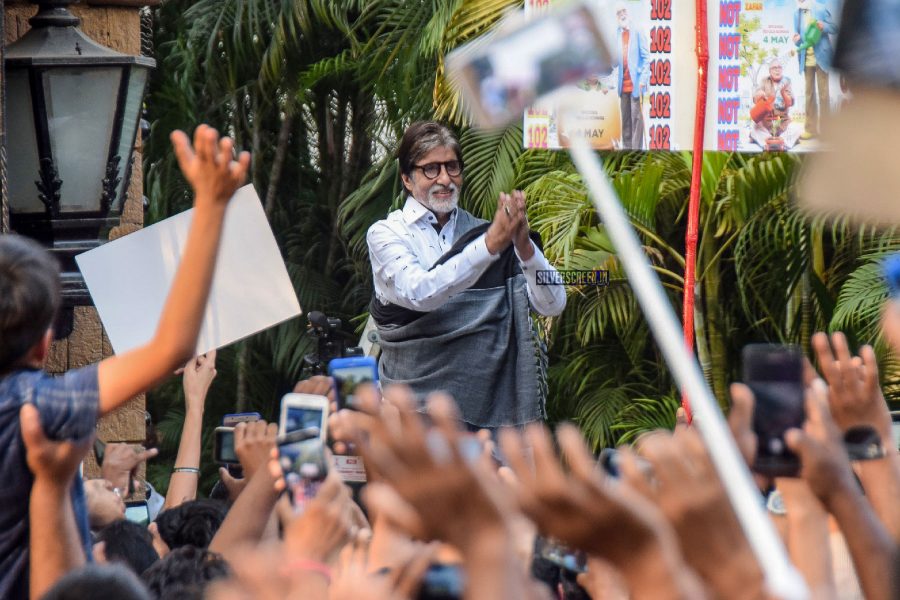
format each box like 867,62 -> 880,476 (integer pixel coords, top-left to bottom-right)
43,67 -> 121,212
113,67 -> 148,208
7,70 -> 44,213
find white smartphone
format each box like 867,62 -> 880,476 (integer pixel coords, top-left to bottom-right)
278,393 -> 329,440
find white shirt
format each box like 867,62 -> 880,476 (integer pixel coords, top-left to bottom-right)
367,197 -> 566,316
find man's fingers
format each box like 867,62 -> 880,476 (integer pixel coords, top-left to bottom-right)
728,383 -> 755,436
498,428 -> 534,487
831,331 -> 852,365
170,130 -> 194,172
801,357 -> 819,388
556,423 -> 597,483
136,447 -> 159,463
783,428 -> 810,457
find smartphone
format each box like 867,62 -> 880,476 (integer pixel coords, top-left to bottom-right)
279,393 -> 329,438
328,356 -> 378,411
278,428 -> 328,505
883,254 -> 900,298
892,412 -> 900,450
125,500 -> 150,527
418,563 -> 464,600
446,1 -> 612,128
534,536 -> 587,574
223,412 -> 261,427
213,426 -> 239,465
742,344 -> 805,477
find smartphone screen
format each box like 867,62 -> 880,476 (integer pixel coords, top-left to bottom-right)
214,427 -> 239,465
419,564 -> 464,600
534,536 -> 587,574
742,345 -> 805,477
125,501 -> 150,527
330,360 -> 377,411
278,432 -> 328,506
284,406 -> 324,436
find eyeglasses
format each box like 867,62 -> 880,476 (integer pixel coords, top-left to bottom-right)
413,160 -> 463,179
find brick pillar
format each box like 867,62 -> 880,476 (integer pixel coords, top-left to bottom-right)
4,0 -> 157,479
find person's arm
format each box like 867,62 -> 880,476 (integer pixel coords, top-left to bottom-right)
811,333 -> 900,540
208,420 -> 280,563
777,478 -> 837,599
97,126 -> 249,415
786,380 -> 896,600
367,199 -> 519,313
20,404 -> 93,600
164,351 -> 216,509
509,190 -> 566,317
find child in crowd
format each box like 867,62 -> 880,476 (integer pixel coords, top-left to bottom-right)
0,125 -> 249,598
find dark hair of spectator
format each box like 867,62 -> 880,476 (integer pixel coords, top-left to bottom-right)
0,234 -> 61,373
141,545 -> 230,600
95,519 -> 160,575
397,121 -> 462,179
42,564 -> 151,600
154,498 -> 227,550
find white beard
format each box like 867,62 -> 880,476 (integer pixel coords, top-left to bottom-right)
421,183 -> 459,214
797,0 -> 812,10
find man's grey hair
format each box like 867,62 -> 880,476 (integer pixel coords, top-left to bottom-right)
397,121 -> 462,177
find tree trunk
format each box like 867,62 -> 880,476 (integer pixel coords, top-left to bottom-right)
264,112 -> 295,218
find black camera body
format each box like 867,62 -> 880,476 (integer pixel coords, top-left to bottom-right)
303,311 -> 364,376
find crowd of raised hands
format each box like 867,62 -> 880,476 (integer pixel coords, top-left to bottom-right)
23,311 -> 900,599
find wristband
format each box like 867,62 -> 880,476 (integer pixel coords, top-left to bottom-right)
173,467 -> 200,474
284,559 -> 332,583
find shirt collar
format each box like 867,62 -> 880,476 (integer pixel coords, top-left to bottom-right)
402,196 -> 458,227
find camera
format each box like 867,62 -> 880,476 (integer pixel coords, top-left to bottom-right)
302,311 -> 364,376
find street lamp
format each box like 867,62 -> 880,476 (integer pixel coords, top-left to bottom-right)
5,0 -> 155,329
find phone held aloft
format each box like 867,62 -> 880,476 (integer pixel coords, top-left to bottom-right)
328,356 -> 378,411
742,344 -> 805,478
278,428 -> 327,505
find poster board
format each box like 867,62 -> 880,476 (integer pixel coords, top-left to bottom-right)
523,0 -> 845,153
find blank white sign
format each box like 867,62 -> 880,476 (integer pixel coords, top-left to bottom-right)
77,184 -> 302,356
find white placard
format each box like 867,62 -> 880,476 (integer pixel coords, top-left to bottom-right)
76,185 -> 302,356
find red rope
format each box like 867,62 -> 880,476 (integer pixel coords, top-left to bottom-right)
681,0 -> 709,422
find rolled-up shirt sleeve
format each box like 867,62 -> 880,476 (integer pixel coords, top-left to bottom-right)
515,242 -> 567,316
368,222 -> 499,312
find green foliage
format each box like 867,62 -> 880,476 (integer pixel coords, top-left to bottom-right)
144,0 -> 900,491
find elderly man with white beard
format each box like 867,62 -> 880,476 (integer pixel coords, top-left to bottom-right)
366,121 -> 566,432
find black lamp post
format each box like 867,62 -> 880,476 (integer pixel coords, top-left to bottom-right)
5,0 -> 155,332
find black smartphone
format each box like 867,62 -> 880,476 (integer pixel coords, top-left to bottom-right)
125,500 -> 150,527
213,426 -> 239,465
742,344 -> 805,477
417,563 -> 464,600
277,428 -> 328,506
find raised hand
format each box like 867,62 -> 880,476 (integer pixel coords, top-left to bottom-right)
170,124 -> 250,206
811,332 -> 892,443
623,429 -> 765,600
499,424 -> 703,599
485,192 -> 525,255
234,420 -> 278,478
182,351 -> 217,412
100,442 -> 158,495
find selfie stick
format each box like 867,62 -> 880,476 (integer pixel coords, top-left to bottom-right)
566,133 -> 808,600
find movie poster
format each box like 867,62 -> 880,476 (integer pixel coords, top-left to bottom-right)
708,0 -> 846,152
522,0 -> 845,153
523,0 -> 697,151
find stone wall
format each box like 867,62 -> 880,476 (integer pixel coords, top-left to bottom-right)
4,0 -> 157,480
